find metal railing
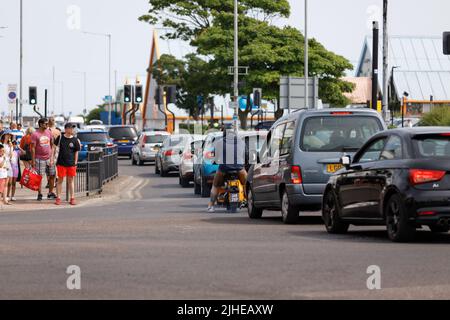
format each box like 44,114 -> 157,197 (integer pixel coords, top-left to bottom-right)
67,146 -> 119,201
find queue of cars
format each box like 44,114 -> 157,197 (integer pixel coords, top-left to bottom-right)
138,109 -> 450,243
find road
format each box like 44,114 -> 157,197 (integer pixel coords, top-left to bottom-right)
1,160 -> 450,300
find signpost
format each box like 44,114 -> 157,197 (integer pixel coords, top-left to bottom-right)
279,76 -> 319,110
7,84 -> 17,121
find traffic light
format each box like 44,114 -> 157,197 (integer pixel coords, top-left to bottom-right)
134,85 -> 143,104
165,85 -> 177,104
124,85 -> 132,103
29,86 -> 37,105
155,87 -> 163,105
253,88 -> 262,107
444,32 -> 450,55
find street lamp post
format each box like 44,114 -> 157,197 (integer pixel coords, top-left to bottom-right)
19,0 -> 23,124
390,66 -> 399,126
82,31 -> 112,125
304,0 -> 309,109
233,0 -> 239,133
382,0 -> 389,121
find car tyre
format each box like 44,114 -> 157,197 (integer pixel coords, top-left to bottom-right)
131,154 -> 137,166
386,194 -> 416,242
322,190 -> 349,234
201,175 -> 211,198
194,174 -> 201,195
155,160 -> 161,174
247,187 -> 263,219
429,225 -> 449,233
138,158 -> 145,166
180,174 -> 190,188
281,190 -> 299,224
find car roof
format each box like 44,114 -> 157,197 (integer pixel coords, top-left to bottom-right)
143,131 -> 170,135
77,130 -> 108,134
371,127 -> 450,140
275,108 -> 382,124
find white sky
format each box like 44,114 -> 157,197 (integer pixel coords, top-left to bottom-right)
0,0 -> 449,116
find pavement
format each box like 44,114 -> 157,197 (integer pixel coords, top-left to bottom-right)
1,160 -> 450,300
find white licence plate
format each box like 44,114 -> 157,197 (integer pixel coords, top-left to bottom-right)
230,194 -> 239,202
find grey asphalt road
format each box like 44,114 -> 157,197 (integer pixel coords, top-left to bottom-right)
1,160 -> 450,300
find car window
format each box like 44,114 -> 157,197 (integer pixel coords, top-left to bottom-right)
270,124 -> 285,158
301,116 -> 383,152
281,122 -> 295,156
145,135 -> 168,144
413,135 -> 450,158
356,138 -> 387,163
77,133 -> 108,142
109,127 -> 137,139
380,135 -> 403,160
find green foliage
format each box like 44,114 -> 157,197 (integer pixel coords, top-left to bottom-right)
141,0 -> 355,128
420,107 -> 450,126
85,107 -> 103,124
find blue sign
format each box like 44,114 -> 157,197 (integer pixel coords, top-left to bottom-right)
8,92 -> 16,100
103,95 -> 113,102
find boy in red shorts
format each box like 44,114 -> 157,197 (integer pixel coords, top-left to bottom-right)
53,123 -> 81,205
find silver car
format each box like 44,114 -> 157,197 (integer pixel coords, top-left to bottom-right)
155,134 -> 192,177
131,131 -> 170,166
179,135 -> 205,187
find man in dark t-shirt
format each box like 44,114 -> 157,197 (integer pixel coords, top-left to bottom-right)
53,123 -> 81,206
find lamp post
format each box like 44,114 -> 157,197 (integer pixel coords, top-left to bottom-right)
304,0 -> 309,109
390,66 -> 399,126
81,31 -> 112,125
19,0 -> 23,124
233,0 -> 239,133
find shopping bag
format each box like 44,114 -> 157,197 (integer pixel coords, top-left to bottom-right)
20,168 -> 42,191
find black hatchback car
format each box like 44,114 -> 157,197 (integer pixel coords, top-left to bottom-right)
322,127 -> 450,242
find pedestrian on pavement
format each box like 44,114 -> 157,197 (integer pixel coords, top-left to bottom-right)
54,123 -> 81,206
7,140 -> 21,202
31,118 -> 56,201
48,117 -> 61,141
17,123 -> 25,135
0,144 -> 10,205
1,131 -> 14,205
20,127 -> 35,169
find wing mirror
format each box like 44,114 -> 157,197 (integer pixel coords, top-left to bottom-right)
340,155 -> 352,169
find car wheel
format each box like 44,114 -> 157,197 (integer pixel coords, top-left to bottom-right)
386,194 -> 416,242
322,190 -> 349,234
131,154 -> 137,166
194,174 -> 201,195
429,225 -> 450,233
138,158 -> 145,166
180,174 -> 190,188
155,160 -> 160,174
160,163 -> 169,177
247,187 -> 263,219
201,175 -> 211,198
281,190 -> 299,224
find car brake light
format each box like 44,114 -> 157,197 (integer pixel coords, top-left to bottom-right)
164,150 -> 175,157
107,142 -> 114,147
409,169 -> 446,185
440,133 -> 450,137
330,112 -> 353,115
204,151 -> 215,159
291,166 -> 302,184
418,211 -> 436,216
142,136 -> 147,144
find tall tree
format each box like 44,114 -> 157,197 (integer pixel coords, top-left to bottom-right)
141,0 -> 354,128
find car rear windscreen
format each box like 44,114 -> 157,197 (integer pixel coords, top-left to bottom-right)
413,134 -> 450,158
301,116 -> 383,152
109,127 -> 137,139
77,133 -> 108,142
146,135 -> 168,144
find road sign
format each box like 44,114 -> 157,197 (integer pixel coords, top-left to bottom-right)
280,76 -> 319,109
103,95 -> 113,103
7,84 -> 17,106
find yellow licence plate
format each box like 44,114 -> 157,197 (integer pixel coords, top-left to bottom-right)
119,140 -> 129,143
326,164 -> 344,173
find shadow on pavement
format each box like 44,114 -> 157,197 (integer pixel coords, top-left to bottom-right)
288,228 -> 450,244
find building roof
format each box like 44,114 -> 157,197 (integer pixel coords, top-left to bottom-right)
356,35 -> 450,101
342,77 -> 372,104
